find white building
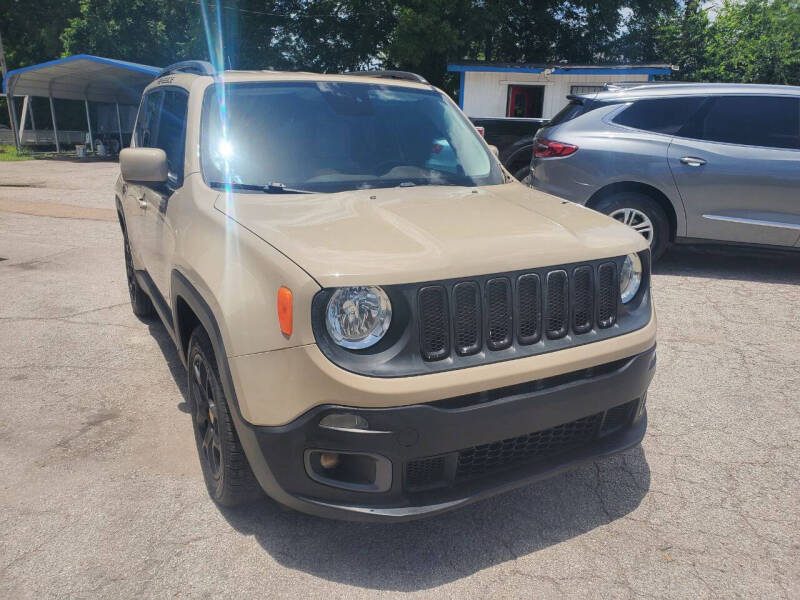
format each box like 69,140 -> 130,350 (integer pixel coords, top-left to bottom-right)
448,62 -> 673,119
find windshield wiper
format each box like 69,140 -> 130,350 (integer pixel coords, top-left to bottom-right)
208,181 -> 315,194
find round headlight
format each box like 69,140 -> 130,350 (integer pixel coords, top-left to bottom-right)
620,253 -> 643,303
325,286 -> 392,349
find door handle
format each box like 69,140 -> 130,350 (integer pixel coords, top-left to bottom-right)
680,156 -> 706,167
136,194 -> 147,209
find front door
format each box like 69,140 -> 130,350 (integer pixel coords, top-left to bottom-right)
126,90 -> 163,259
668,95 -> 800,247
139,88 -> 189,301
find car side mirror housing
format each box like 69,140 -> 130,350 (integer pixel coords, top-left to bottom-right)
120,148 -> 168,183
488,144 -> 499,157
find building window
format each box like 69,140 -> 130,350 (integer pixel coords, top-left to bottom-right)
570,85 -> 605,96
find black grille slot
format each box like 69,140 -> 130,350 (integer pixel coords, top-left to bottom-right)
485,278 -> 513,350
572,266 -> 594,334
544,270 -> 569,339
406,455 -> 447,489
418,286 -> 450,361
517,274 -> 541,344
597,262 -> 618,328
456,413 -> 602,480
453,282 -> 481,356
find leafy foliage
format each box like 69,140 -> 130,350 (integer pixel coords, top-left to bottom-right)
702,0 -> 800,84
1,0 -> 798,96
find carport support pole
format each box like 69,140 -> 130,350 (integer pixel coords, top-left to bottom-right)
115,102 -> 123,150
8,91 -> 21,151
84,98 -> 94,154
29,97 -> 39,145
49,95 -> 60,154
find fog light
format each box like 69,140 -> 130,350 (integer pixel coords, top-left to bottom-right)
319,413 -> 369,431
304,450 -> 392,493
319,452 -> 340,470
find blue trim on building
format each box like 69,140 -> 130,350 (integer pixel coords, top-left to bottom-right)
458,72 -> 465,109
447,65 -> 545,74
3,54 -> 160,94
552,67 -> 671,75
447,64 -> 671,77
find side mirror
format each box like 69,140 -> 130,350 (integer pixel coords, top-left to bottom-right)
488,144 -> 499,158
120,148 -> 168,183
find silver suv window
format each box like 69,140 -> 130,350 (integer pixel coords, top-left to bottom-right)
612,97 -> 706,135
678,95 -> 800,149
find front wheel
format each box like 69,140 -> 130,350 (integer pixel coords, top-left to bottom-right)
187,326 -> 263,506
592,193 -> 670,261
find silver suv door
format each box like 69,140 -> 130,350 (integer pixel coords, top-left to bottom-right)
667,95 -> 800,247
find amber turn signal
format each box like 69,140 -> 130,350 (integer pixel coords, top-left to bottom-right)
277,286 -> 293,336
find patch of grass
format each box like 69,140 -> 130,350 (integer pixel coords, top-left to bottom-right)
0,145 -> 33,161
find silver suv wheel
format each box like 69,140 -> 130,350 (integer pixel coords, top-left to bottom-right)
609,208 -> 654,244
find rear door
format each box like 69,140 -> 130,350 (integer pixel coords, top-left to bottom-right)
139,88 -> 189,300
667,95 -> 800,246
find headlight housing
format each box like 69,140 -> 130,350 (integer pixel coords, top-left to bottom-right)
619,253 -> 643,303
325,286 -> 392,349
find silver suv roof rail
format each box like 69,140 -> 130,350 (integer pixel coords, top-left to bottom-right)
345,70 -> 429,84
156,60 -> 216,78
604,81 -> 683,91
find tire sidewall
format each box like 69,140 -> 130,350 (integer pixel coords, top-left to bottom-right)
187,331 -> 229,501
593,192 -> 669,260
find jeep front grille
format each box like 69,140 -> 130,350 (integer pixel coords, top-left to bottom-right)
417,261 -> 619,361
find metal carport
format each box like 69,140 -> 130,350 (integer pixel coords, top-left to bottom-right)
2,54 -> 159,153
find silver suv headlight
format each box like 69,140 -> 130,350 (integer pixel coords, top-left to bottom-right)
325,286 -> 392,349
620,253 -> 642,303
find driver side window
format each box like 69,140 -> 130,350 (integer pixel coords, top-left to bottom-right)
135,91 -> 162,148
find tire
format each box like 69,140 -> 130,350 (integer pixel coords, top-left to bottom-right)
513,164 -> 531,183
187,326 -> 263,506
123,231 -> 155,318
592,192 -> 670,261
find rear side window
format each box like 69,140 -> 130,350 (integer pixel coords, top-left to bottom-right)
547,100 -> 586,127
679,95 -> 800,149
613,97 -> 706,135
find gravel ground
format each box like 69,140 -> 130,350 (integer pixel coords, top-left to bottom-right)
1,160 -> 798,599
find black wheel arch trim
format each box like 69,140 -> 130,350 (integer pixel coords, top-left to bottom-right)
168,269 -> 297,508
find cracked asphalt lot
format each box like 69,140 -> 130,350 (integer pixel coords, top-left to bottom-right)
1,160 -> 798,599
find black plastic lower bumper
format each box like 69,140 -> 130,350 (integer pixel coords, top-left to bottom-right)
236,346 -> 656,521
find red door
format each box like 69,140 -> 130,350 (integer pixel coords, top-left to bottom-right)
507,85 -> 544,118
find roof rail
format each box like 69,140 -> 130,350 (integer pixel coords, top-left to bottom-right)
345,70 -> 429,84
604,81 -> 683,91
156,60 -> 215,78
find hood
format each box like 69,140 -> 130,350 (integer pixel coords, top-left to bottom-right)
214,182 -> 647,287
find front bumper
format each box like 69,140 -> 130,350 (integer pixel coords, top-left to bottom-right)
235,345 -> 656,521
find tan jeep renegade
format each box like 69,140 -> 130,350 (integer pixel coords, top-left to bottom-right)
116,61 -> 656,521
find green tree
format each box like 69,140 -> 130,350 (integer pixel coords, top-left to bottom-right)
60,0 -> 205,66
702,0 -> 800,84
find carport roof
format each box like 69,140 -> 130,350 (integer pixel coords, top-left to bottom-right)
2,54 -> 160,104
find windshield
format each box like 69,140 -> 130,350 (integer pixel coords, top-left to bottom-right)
201,81 -> 504,193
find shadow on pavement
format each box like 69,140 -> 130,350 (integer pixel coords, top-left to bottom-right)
145,314 -> 650,591
656,243 -> 800,284
219,449 -> 649,591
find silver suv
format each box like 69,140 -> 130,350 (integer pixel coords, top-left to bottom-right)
530,83 -> 800,260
